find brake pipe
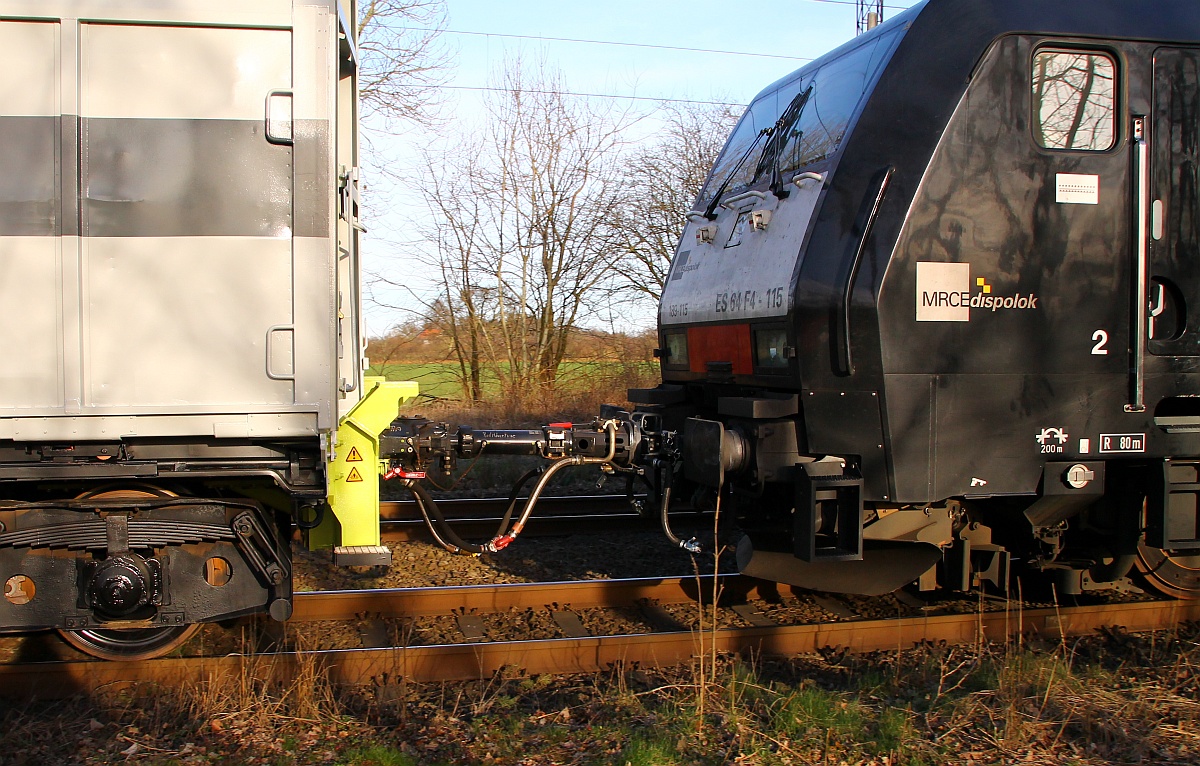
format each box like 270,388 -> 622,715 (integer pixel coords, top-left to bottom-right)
490,420 -> 621,551
654,460 -> 701,554
404,479 -> 487,555
394,421 -> 621,556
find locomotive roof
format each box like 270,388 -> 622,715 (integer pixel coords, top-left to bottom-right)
753,0 -> 1200,108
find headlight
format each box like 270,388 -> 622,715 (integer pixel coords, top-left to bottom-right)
754,328 -> 790,370
662,331 -> 689,369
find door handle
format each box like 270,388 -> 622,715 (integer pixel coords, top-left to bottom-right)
265,90 -> 294,145
266,325 -> 295,381
1149,281 -> 1166,340
1127,116 -> 1149,413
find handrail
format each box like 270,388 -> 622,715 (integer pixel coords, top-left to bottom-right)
1127,116 -> 1149,413
720,189 -> 767,210
792,171 -> 825,187
834,167 -> 893,377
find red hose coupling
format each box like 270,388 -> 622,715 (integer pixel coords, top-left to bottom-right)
488,534 -> 515,552
384,467 -> 426,480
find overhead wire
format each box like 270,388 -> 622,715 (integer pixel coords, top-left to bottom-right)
390,0 -> 916,57
396,1 -> 921,109
798,0 -> 912,8
397,27 -> 812,62
389,0 -> 917,64
435,84 -> 744,107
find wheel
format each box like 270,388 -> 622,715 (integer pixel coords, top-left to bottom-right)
1135,542 -> 1200,599
56,485 -> 201,661
59,624 -> 201,661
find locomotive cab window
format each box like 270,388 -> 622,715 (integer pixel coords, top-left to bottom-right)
1032,50 -> 1117,151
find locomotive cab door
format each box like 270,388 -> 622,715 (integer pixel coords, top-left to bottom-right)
1117,46 -> 1200,420
1148,48 -> 1200,362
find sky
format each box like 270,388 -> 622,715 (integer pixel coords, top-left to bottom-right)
359,0 -> 922,337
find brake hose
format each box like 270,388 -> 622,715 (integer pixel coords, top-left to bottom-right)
657,462 -> 700,553
401,421 -> 620,555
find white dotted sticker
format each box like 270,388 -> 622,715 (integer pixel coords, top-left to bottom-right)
1056,173 -> 1099,205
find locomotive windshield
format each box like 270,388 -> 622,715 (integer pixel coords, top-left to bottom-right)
695,22 -> 907,209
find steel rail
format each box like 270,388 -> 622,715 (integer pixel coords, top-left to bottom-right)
379,511 -> 704,542
377,494 -> 702,542
2,599 -> 1195,699
378,494 -> 652,521
291,574 -> 748,621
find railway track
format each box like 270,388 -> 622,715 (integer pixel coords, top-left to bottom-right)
378,494 -> 652,520
1,574 -> 1195,699
290,573 -> 730,622
378,493 -> 700,541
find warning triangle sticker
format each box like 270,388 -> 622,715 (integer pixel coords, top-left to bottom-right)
346,467 -> 363,483
346,446 -> 363,462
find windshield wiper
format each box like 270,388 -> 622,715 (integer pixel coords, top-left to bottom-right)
700,85 -> 815,220
756,85 -> 813,199
701,127 -> 770,221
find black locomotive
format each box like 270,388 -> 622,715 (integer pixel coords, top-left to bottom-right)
396,0 -> 1200,600
647,0 -> 1200,598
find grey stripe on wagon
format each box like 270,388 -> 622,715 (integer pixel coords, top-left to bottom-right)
0,116 -> 329,238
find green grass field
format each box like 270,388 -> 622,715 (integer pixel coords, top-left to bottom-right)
368,360 -> 659,401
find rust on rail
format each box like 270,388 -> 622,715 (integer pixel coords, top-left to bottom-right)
2,599 -> 1195,699
291,574 -> 748,621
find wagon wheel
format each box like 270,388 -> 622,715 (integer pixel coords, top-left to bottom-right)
59,623 -> 200,662
57,486 -> 201,661
1135,542 -> 1200,600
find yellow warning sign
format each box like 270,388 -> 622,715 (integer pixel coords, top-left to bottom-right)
346,446 -> 363,462
346,467 -> 363,483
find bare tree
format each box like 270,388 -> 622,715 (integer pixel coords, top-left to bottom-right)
355,1 -> 451,351
610,102 -> 740,306
357,0 -> 450,127
414,58 -> 641,397
419,140 -> 494,401
488,60 -> 639,390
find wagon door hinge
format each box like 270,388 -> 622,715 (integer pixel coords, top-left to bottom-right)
339,166 -> 367,232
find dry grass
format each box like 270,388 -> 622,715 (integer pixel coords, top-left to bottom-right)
2,622 -> 1198,764
405,360 -> 658,429
183,633 -> 341,731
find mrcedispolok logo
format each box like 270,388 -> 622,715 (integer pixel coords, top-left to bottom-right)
915,262 -> 1040,322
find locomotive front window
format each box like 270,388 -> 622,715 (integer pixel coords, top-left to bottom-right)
779,28 -> 899,175
695,96 -> 777,207
695,25 -> 905,208
1032,50 -> 1117,151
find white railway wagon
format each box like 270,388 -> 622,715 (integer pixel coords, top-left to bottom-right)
0,0 -> 398,659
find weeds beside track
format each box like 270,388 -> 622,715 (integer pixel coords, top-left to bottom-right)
2,590 -> 1195,699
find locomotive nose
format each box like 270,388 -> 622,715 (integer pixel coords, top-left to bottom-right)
88,555 -> 153,618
